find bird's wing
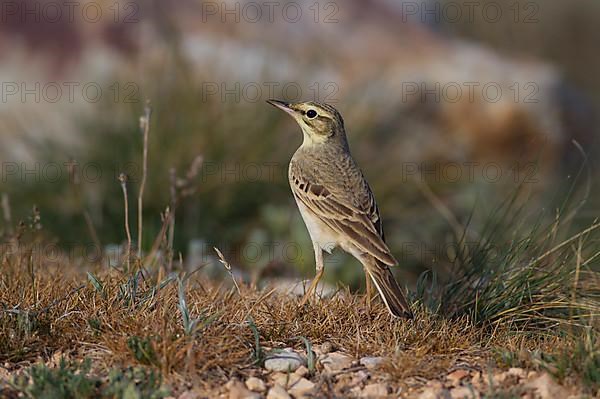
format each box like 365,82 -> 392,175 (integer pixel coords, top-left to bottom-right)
289,163 -> 397,266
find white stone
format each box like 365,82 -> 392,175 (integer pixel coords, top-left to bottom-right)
265,350 -> 305,372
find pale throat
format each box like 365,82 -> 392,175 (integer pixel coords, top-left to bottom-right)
299,125 -> 326,147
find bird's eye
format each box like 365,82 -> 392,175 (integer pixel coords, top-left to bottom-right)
306,109 -> 318,119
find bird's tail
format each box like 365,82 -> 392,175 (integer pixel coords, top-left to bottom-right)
365,259 -> 413,319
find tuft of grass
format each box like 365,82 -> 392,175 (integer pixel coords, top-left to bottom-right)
10,358 -> 98,399
177,273 -> 221,336
247,317 -> 264,366
438,189 -> 600,331
104,367 -> 169,399
9,359 -> 169,399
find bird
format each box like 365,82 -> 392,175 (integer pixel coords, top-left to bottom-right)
267,99 -> 413,318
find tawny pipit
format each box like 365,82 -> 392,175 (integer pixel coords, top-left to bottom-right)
267,100 -> 412,318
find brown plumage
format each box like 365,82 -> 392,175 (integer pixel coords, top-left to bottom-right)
267,99 -> 412,318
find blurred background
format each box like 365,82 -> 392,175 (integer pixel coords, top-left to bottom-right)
0,0 -> 598,290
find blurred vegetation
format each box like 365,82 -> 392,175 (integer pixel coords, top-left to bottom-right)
439,0 -> 600,112
0,65 -> 594,290
1,0 -> 599,290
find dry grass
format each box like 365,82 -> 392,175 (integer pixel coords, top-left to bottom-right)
0,254 -> 474,377
0,245 -> 596,397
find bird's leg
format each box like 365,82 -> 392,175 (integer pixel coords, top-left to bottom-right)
300,243 -> 324,306
364,269 -> 373,311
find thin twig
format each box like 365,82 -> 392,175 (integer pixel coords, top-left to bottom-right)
119,173 -> 132,270
144,206 -> 172,269
137,102 -> 152,258
214,247 -> 241,295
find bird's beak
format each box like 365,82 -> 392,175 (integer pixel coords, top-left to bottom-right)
267,99 -> 295,116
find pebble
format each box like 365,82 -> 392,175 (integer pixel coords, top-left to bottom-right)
271,372 -> 301,388
178,391 -> 201,399
288,377 -> 316,397
359,356 -> 385,369
418,387 -> 452,399
525,372 -> 569,399
318,342 -> 333,354
446,369 -> 470,386
450,386 -> 478,399
320,352 -> 354,372
226,379 -> 261,399
0,367 -> 10,381
294,365 -> 309,377
527,371 -> 539,379
266,385 -> 291,399
265,349 -> 305,372
470,372 -> 482,387
351,370 -> 370,385
492,372 -> 507,385
507,367 -> 526,379
245,377 -> 266,393
360,383 -> 388,398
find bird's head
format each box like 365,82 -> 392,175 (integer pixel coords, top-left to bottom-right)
267,100 -> 348,148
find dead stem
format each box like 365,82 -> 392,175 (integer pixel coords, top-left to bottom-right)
137,102 -> 152,258
119,173 -> 132,270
